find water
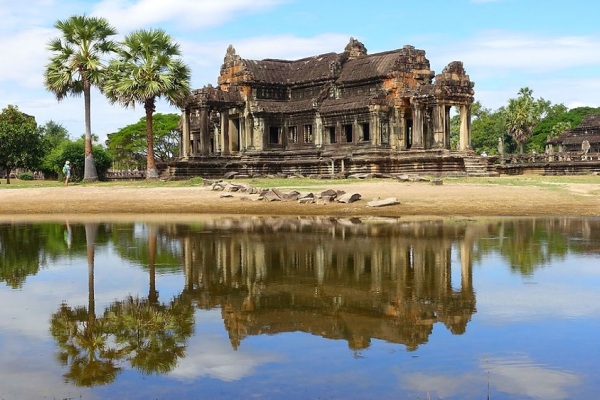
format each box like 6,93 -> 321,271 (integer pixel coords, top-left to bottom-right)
0,216 -> 599,399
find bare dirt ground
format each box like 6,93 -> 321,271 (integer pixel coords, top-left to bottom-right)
1,179 -> 599,218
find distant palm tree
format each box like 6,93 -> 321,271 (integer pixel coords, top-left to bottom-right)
44,15 -> 117,182
103,29 -> 190,179
503,87 -> 543,154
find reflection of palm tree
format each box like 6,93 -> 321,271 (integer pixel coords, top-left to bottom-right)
103,223 -> 194,375
104,294 -> 194,375
50,304 -> 122,386
50,223 -> 123,386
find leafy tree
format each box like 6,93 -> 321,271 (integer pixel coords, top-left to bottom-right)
44,15 -> 117,182
107,113 -> 180,170
42,120 -> 70,150
46,138 -> 112,182
527,106 -> 600,153
38,120 -> 71,178
103,29 -> 190,179
502,88 -> 547,153
0,105 -> 44,184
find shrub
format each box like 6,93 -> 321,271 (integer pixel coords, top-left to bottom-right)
18,172 -> 34,180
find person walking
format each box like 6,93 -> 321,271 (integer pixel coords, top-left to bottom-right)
63,161 -> 71,186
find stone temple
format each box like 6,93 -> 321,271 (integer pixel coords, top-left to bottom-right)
168,38 -> 480,178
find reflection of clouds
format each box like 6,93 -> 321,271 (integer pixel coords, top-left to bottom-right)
484,354 -> 581,399
398,371 -> 482,398
477,258 -> 600,323
399,354 -> 580,400
0,336 -> 95,399
477,284 -> 600,323
168,310 -> 282,383
168,333 -> 282,382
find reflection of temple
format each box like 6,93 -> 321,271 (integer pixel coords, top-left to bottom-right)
177,218 -> 479,351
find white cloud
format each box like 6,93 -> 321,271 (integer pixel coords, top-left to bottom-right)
436,31 -> 600,73
91,0 -> 288,31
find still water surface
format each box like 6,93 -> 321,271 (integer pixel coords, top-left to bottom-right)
0,216 -> 599,399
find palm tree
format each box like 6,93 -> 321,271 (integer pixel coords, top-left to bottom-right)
44,15 -> 117,182
103,29 -> 190,179
503,87 -> 544,154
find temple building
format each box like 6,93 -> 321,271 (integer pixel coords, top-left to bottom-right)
172,38 -> 477,177
551,113 -> 600,155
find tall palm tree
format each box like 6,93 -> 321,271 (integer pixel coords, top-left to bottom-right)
103,29 -> 190,179
503,87 -> 543,154
44,15 -> 117,182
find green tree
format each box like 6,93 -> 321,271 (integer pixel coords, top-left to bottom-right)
0,105 -> 44,184
46,138 -> 112,182
44,15 -> 117,182
39,120 -> 71,178
107,113 -> 181,170
502,88 -> 547,154
103,29 -> 190,179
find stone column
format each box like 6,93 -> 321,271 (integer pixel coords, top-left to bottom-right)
199,106 -> 210,156
221,109 -> 230,155
315,113 -> 323,148
181,110 -> 190,160
412,105 -> 424,149
459,105 -> 471,151
398,109 -> 407,150
432,104 -> 445,149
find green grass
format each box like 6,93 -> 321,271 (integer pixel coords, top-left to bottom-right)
1,174 -> 598,191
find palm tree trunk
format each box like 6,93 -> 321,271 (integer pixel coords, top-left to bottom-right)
145,99 -> 159,179
83,80 -> 98,182
85,223 -> 98,320
148,225 -> 158,305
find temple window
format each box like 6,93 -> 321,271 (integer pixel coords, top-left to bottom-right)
361,123 -> 370,142
343,124 -> 353,143
269,126 -> 281,144
303,125 -> 313,143
288,126 -> 298,143
327,127 -> 336,143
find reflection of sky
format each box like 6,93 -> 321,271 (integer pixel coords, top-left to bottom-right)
473,254 -> 600,323
0,244 -> 183,398
399,353 -> 581,400
1,220 -> 600,398
168,310 -> 282,382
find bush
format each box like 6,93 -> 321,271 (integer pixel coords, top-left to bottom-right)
18,172 -> 34,180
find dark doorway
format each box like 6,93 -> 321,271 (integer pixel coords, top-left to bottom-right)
343,124 -> 353,143
328,127 -> 336,143
269,126 -> 280,144
406,120 -> 413,149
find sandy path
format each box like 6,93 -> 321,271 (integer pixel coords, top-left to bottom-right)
2,180 -> 599,218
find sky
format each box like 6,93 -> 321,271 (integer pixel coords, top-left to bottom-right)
1,0 -> 599,143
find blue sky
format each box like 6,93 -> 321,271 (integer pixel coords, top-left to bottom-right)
1,0 -> 599,142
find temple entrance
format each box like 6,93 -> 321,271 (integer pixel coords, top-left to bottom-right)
230,118 -> 240,152
406,120 -> 413,149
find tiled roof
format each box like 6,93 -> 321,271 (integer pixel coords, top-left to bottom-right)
319,95 -> 374,113
242,53 -> 339,84
252,99 -> 316,113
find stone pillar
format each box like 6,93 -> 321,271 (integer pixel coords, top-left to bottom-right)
315,113 -> 323,148
199,106 -> 210,156
181,110 -> 190,160
412,105 -> 424,149
221,109 -> 230,155
459,105 -> 471,151
432,104 -> 445,149
398,109 -> 407,150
